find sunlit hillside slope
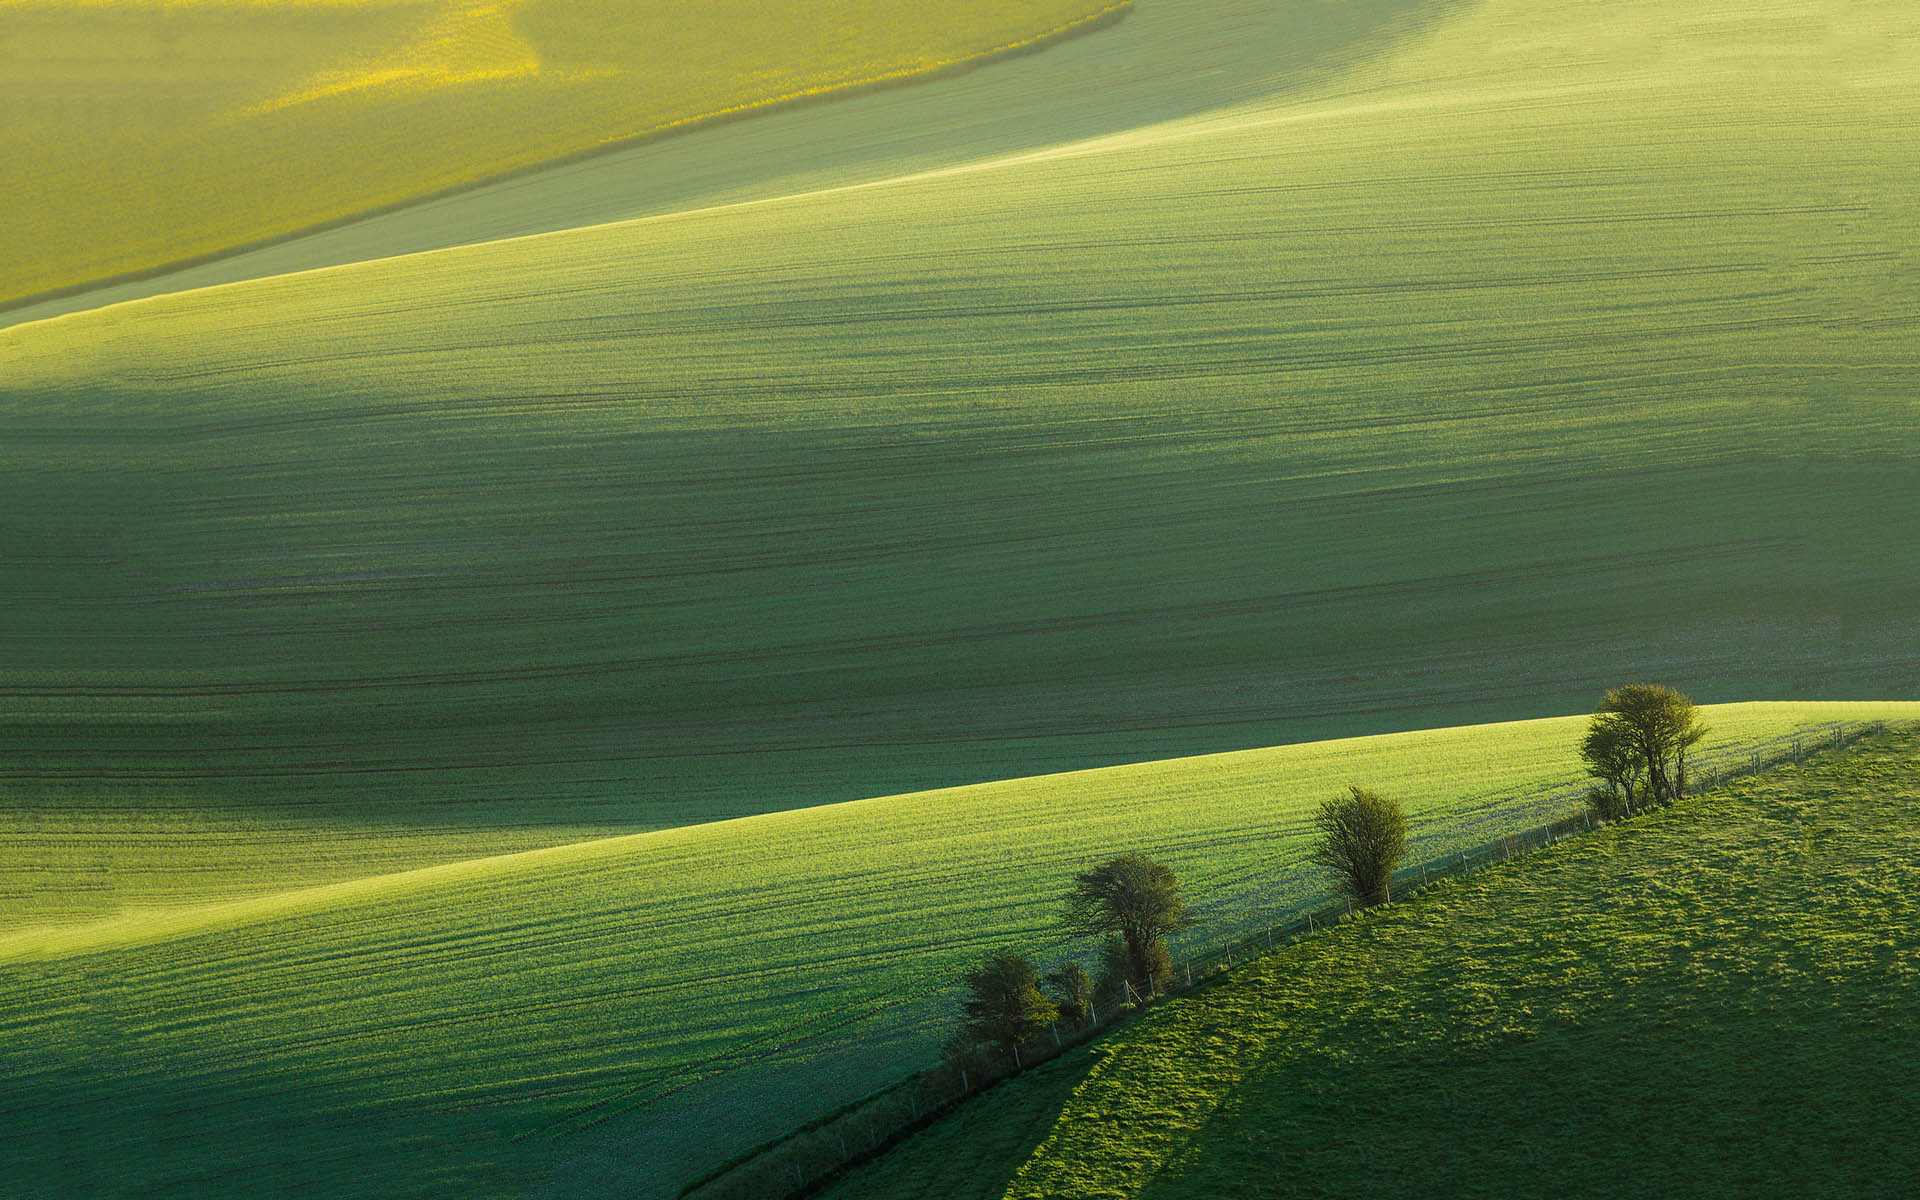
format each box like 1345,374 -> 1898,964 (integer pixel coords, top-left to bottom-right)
0,0 -> 1113,306
6,705 -> 1911,1199
825,727 -> 1920,1200
4,0 -> 1915,862
0,0 -> 1426,329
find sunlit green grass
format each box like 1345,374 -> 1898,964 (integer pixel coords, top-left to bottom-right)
0,0 -> 1109,306
5,704 -> 1913,1199
5,0 -> 1919,1194
4,0 -> 1916,881
825,727 -> 1920,1200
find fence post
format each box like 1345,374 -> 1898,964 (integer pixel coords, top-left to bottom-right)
1013,1044 -> 1022,1070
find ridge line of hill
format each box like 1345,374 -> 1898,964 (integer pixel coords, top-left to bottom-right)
0,2 -> 1135,329
8,704 -> 1906,962
6,71 -> 1647,338
0,710 -> 1537,960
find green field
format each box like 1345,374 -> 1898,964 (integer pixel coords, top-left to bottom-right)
5,0 -> 1918,870
0,0 -> 1112,307
824,726 -> 1920,1200
8,705 -> 1911,1198
7,0 -> 1919,1194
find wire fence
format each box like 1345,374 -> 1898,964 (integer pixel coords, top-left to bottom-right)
680,718 -> 1898,1200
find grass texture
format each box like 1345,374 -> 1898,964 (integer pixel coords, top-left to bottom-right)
6,705 -> 1912,1199
825,726 -> 1920,1200
4,0 -> 1917,853
0,0 -> 1415,329
0,0 -> 1110,306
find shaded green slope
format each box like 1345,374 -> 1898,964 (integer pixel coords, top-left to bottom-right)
827,727 -> 1920,1200
4,0 -> 1916,853
7,706 -> 1906,1199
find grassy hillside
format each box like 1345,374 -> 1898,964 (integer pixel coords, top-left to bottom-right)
825,725 -> 1920,1200
0,0 -> 1112,306
7,705 -> 1909,1199
0,0 -> 1430,329
4,0 -> 1916,855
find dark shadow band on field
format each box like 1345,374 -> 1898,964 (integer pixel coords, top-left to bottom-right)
0,2 -> 1134,322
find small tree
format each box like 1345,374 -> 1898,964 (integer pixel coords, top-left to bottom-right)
1311,786 -> 1407,908
1580,717 -> 1643,820
1045,962 -> 1094,1028
1063,853 -> 1192,995
1584,684 -> 1707,808
950,951 -> 1055,1056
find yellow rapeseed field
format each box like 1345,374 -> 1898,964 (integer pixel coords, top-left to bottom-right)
0,0 -> 1118,306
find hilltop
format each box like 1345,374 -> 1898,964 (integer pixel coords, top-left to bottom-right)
4,0 -> 1916,851
0,0 -> 1110,309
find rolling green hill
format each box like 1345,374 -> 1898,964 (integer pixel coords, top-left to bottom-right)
7,0 -> 1919,1194
5,705 -> 1910,1199
0,0 -> 1112,307
823,726 -> 1920,1200
0,0 -> 1422,329
4,0 -> 1916,866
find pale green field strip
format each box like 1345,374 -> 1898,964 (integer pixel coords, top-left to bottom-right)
4,704 -> 1913,1199
4,0 -> 1916,866
0,0 -> 1112,308
0,806 -> 627,928
0,0 -> 1383,331
823,727 -> 1920,1199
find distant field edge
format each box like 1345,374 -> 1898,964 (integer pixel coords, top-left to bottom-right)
0,1 -> 1134,324
7,700 -> 1914,965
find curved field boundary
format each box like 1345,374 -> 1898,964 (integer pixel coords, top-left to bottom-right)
691,720 -> 1904,1200
0,1 -> 1132,323
10,707 -> 1908,1200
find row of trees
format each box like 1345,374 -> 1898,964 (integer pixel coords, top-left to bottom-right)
949,685 -> 1708,1063
947,787 -> 1409,1060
